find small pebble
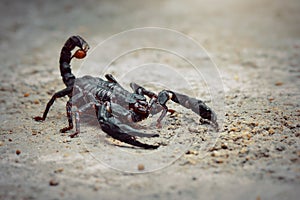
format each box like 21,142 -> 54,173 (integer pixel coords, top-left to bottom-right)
245,133 -> 252,140
33,100 -> 39,104
268,128 -> 275,135
215,158 -> 224,164
230,127 -> 238,132
16,150 -> 21,155
268,97 -> 274,102
221,143 -> 228,149
138,164 -> 145,171
54,168 -> 64,173
186,158 -> 197,165
186,150 -> 198,155
256,196 -> 261,200
24,93 -> 30,97
32,130 -> 38,135
0,141 -> 3,146
62,139 -> 71,143
276,145 -> 285,151
211,151 -> 220,157
234,74 -> 239,81
275,82 -> 283,86
49,179 -> 59,186
63,153 -> 69,157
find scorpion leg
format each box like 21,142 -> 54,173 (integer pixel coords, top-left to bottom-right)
69,112 -> 80,138
59,100 -> 81,138
65,100 -> 99,138
34,86 -> 73,121
156,90 -> 218,128
109,102 -> 159,137
130,82 -> 157,98
60,100 -> 73,133
96,102 -> 159,149
68,100 -> 99,138
105,74 -> 119,84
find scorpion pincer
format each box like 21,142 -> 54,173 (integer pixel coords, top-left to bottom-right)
34,35 -> 218,149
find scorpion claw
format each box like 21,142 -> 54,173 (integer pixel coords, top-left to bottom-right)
96,104 -> 159,149
152,134 -> 159,137
157,90 -> 218,128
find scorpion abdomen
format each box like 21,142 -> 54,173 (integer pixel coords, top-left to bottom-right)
73,76 -> 117,104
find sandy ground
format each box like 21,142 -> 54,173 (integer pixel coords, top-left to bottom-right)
0,0 -> 300,199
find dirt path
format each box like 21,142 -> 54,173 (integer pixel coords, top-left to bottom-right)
0,0 -> 299,199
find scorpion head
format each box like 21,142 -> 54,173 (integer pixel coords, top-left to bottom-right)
132,100 -> 148,115
126,94 -> 150,118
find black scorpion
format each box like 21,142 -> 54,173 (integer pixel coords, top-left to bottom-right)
34,35 -> 218,149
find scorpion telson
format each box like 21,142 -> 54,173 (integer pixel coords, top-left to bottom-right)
34,35 -> 218,149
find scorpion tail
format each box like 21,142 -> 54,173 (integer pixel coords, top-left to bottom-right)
34,36 -> 90,122
59,35 -> 90,87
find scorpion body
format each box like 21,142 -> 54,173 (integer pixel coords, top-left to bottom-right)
34,36 -> 218,149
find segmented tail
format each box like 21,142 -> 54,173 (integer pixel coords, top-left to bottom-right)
59,35 -> 90,87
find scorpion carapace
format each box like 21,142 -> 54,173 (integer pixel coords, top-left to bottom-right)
34,35 -> 218,149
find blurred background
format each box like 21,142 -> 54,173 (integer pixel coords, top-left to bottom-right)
1,0 -> 299,87
1,0 -> 299,53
